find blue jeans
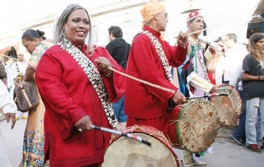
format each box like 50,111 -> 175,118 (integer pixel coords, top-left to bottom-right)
232,90 -> 246,141
232,100 -> 246,140
245,97 -> 264,146
112,96 -> 127,122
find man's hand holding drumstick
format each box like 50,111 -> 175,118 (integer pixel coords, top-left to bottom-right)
176,31 -> 189,48
172,90 -> 187,105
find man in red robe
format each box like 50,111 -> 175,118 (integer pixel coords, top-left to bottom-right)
124,0 -> 188,135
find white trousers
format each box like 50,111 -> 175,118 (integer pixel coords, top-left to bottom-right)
0,130 -> 12,167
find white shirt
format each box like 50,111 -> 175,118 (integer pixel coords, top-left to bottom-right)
0,80 -> 17,115
0,80 -> 15,167
215,44 -> 248,86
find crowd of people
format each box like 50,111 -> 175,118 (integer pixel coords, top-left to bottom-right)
0,0 -> 264,167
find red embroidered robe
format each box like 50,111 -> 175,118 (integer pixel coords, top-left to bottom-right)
36,44 -> 125,166
125,26 -> 187,131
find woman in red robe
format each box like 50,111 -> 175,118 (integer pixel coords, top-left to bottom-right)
35,4 -> 125,167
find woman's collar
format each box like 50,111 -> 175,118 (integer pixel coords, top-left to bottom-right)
71,41 -> 87,52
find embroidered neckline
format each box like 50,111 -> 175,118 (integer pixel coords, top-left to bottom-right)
58,39 -> 117,128
142,30 -> 173,82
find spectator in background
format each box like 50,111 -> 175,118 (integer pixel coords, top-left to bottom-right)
214,33 -> 248,146
215,33 -> 248,85
242,32 -> 264,152
105,25 -> 130,131
20,29 -> 53,167
4,47 -> 19,92
0,60 -> 7,85
106,26 -> 130,69
11,51 -> 28,120
3,49 -> 28,120
204,38 -> 225,85
0,75 -> 16,167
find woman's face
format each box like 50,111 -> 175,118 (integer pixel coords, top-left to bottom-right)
256,38 -> 264,51
64,9 -> 90,44
22,38 -> 38,54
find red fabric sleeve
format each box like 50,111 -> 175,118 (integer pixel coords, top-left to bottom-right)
36,51 -> 87,140
130,35 -> 180,101
169,45 -> 188,66
92,47 -> 126,102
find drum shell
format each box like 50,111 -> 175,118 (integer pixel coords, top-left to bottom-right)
209,85 -> 242,126
102,125 -> 180,167
167,99 -> 220,153
167,106 -> 182,149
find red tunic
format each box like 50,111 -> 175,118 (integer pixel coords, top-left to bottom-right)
35,44 -> 125,167
125,26 -> 187,132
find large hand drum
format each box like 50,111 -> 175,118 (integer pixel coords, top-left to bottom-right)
209,85 -> 242,126
167,99 -> 220,153
102,125 -> 180,167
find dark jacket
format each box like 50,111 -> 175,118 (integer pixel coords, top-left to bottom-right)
106,38 -> 130,69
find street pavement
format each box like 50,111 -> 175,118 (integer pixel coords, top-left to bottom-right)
1,119 -> 263,167
204,127 -> 264,167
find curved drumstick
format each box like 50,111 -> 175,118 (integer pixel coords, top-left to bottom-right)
108,67 -> 175,93
186,93 -> 229,100
91,125 -> 152,147
108,67 -> 229,100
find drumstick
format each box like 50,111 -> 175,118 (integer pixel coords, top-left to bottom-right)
91,125 -> 152,147
168,28 -> 208,37
188,28 -> 208,36
187,93 -> 229,100
108,67 -> 175,93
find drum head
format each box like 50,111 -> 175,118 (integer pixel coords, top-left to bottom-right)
177,99 -> 220,153
102,126 -> 179,167
210,85 -> 242,126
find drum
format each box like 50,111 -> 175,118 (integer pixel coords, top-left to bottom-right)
102,125 -> 180,167
209,85 -> 242,126
167,99 -> 220,153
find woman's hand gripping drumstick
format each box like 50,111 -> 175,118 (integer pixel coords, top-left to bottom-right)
75,115 -> 152,147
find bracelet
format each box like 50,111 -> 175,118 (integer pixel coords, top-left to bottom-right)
259,76 -> 261,80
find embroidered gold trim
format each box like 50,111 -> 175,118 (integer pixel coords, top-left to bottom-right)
142,31 -> 173,82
